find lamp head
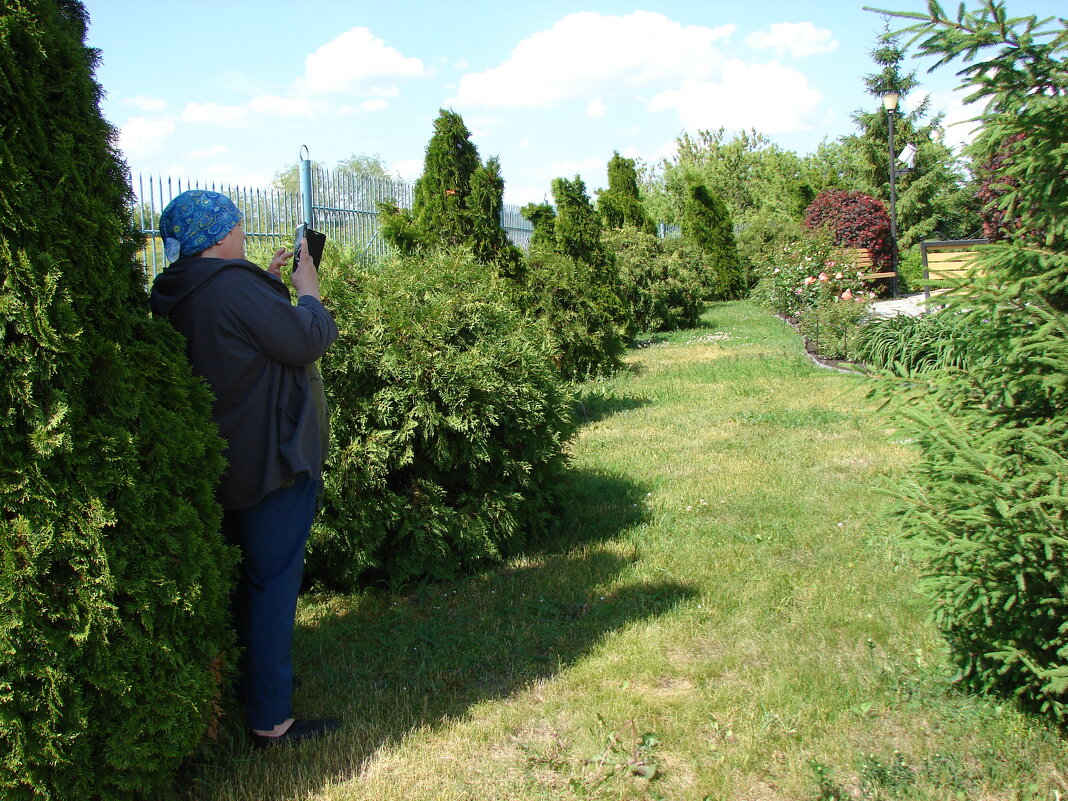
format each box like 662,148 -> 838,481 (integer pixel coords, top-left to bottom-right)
882,92 -> 900,112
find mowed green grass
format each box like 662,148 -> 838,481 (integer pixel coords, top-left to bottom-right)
182,301 -> 1067,801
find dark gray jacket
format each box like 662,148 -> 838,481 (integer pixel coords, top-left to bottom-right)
151,257 -> 338,510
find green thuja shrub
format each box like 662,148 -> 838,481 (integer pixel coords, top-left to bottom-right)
0,2 -> 233,798
519,249 -> 629,379
680,179 -> 746,300
598,151 -> 655,234
879,1 -> 1068,725
519,201 -> 557,251
380,109 -> 520,274
308,248 -> 574,588
603,226 -> 706,332
511,179 -> 629,377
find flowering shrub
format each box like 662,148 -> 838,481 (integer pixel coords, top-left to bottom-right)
750,231 -> 875,319
804,189 -> 893,271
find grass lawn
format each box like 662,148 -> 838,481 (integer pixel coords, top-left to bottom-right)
183,300 -> 1067,800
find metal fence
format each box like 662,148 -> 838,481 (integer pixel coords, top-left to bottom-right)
132,167 -> 534,278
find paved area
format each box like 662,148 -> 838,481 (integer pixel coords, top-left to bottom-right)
868,291 -> 938,318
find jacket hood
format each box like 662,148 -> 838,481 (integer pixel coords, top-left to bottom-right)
150,257 -> 266,317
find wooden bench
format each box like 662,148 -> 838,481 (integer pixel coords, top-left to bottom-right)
837,247 -> 897,281
921,239 -> 987,302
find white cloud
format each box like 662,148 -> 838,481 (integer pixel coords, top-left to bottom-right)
746,22 -> 837,58
181,102 -> 248,127
247,95 -> 326,117
519,136 -> 531,149
117,116 -> 175,159
296,27 -> 426,96
451,11 -> 735,108
648,59 -> 823,134
124,96 -> 167,112
586,98 -> 608,119
187,144 -> 227,159
926,89 -> 985,151
361,98 -> 389,112
199,164 -> 274,188
391,159 -> 423,182
505,185 -> 551,206
453,58 -> 470,71
545,156 -> 607,190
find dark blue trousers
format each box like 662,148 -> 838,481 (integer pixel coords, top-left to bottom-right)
223,473 -> 318,730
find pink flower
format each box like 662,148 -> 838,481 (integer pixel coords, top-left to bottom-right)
818,272 -> 829,282
825,260 -> 837,268
804,276 -> 816,285
834,272 -> 843,280
840,289 -> 853,300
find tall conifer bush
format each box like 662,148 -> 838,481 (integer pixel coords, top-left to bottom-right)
380,109 -> 520,273
680,179 -> 746,300
552,175 -> 612,277
0,2 -> 234,797
875,0 -> 1068,724
519,201 -> 557,251
598,151 -> 654,234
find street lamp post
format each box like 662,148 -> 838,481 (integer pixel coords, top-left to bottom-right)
882,92 -> 903,298
883,92 -> 901,299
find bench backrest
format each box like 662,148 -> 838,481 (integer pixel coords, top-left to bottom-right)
836,247 -> 897,281
921,238 -> 988,301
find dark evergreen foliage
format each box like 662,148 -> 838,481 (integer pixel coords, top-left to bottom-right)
468,156 -> 522,278
680,179 -> 746,300
517,187 -> 629,378
518,249 -> 629,380
876,0 -> 1068,725
597,151 -> 654,234
308,249 -> 574,587
551,175 -> 611,275
0,2 -> 233,797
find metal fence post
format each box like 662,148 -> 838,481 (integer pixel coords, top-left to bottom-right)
298,145 -> 314,227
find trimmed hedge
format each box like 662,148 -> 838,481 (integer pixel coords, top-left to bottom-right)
308,249 -> 575,588
0,2 -> 234,798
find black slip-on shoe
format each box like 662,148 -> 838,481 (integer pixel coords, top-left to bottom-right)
250,718 -> 340,750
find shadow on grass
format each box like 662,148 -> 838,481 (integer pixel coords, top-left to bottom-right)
180,468 -> 695,799
571,387 -> 651,426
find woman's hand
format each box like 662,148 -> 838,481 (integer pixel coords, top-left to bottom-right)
290,237 -> 322,301
267,247 -> 293,278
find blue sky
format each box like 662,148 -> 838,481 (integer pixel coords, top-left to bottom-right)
84,1 -> 1062,206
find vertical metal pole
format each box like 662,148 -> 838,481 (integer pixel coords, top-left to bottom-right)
887,108 -> 900,299
298,145 -> 313,227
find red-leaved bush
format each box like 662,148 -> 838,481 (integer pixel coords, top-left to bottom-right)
977,132 -> 1028,243
803,189 -> 893,270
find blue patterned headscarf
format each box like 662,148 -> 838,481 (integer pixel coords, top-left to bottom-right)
159,190 -> 243,263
